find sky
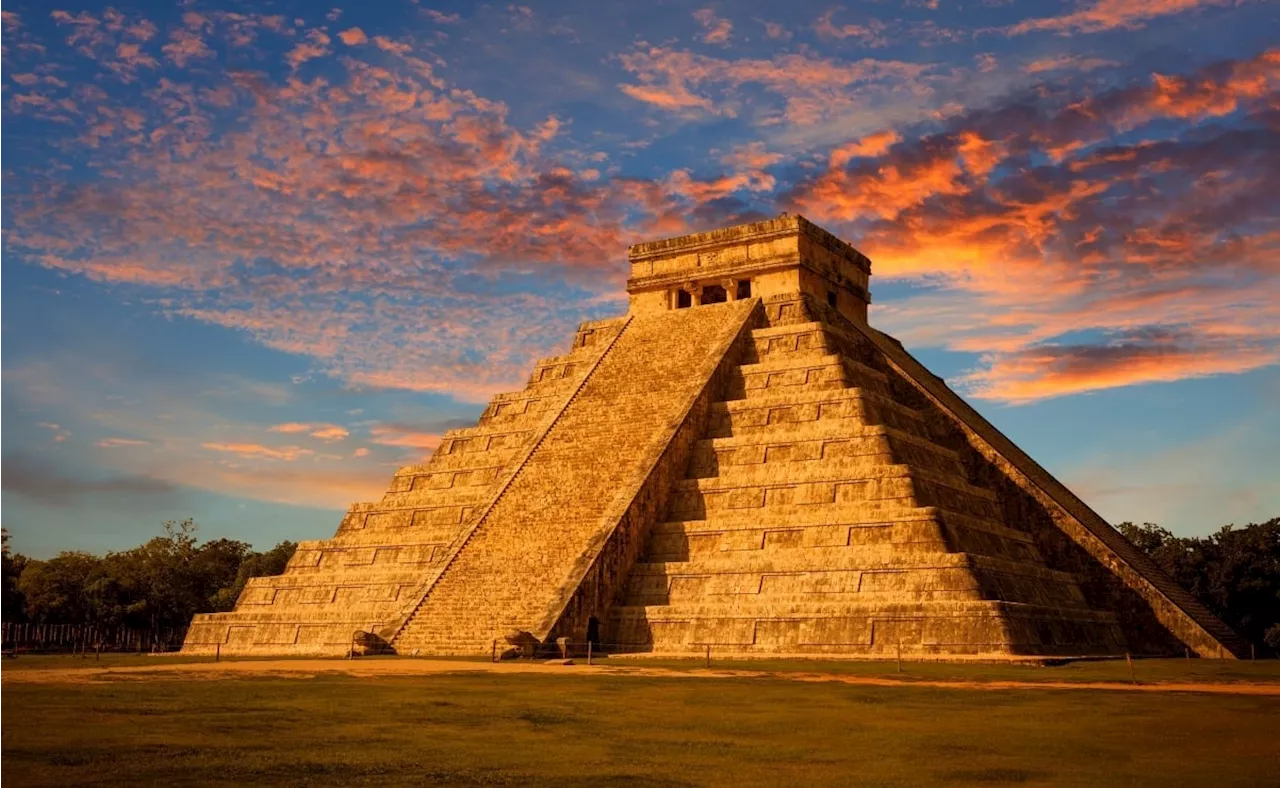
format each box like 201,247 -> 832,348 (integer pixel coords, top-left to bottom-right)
2,0 -> 1277,558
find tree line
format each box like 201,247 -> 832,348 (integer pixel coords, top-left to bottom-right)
2,517 -> 1276,654
1,520 -> 295,632
1117,518 -> 1279,653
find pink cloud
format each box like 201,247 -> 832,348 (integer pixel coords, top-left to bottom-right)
268,422 -> 350,441
786,50 -> 1280,401
693,9 -> 733,45
202,442 -> 312,461
96,437 -> 151,448
162,28 -> 212,67
285,28 -> 331,68
616,45 -> 931,125
369,425 -> 442,451
814,8 -> 888,47
1008,0 -> 1237,36
337,27 -> 367,46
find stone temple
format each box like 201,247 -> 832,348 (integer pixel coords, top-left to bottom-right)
183,215 -> 1246,660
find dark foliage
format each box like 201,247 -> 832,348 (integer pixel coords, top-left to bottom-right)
3,521 -> 295,628
1118,518 -> 1280,654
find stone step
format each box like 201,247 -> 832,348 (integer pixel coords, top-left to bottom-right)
644,510 -> 1041,563
727,354 -> 890,400
375,485 -> 495,510
677,458 -> 992,497
392,300 -> 760,649
689,424 -> 964,479
630,550 -> 1077,582
604,599 -> 1127,656
286,545 -> 446,572
385,465 -> 506,494
707,387 -> 929,439
668,465 -> 1002,522
402,449 -> 522,474
339,503 -> 479,533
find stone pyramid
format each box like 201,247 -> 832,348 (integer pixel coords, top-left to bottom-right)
184,215 -> 1247,660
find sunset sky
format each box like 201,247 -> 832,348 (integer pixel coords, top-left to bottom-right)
3,0 -> 1277,557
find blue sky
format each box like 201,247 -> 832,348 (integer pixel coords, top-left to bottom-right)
3,0 -> 1278,557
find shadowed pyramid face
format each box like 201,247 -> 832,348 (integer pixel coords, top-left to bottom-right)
181,216 -> 1246,662
625,214 -> 872,325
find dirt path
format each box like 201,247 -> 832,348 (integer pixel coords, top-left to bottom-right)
5,658 -> 1280,696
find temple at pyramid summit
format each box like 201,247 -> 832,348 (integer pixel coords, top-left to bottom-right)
183,215 -> 1247,660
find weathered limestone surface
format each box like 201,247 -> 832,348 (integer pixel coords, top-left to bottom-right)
390,300 -> 758,654
182,318 -> 626,655
183,214 -> 1245,660
609,304 -> 1127,657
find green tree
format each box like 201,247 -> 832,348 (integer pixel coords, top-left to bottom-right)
2,529 -> 29,621
104,520 -> 251,629
1120,518 -> 1280,654
17,551 -> 102,624
210,541 -> 297,611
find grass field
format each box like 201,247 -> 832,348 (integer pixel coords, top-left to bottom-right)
4,657 -> 1279,787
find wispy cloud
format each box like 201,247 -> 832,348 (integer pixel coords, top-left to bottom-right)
693,8 -> 733,45
787,50 -> 1280,401
1007,0 -> 1238,36
617,44 -> 931,125
3,452 -> 179,506
268,422 -> 350,441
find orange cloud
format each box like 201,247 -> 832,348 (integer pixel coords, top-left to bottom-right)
814,8 -> 888,47
829,130 -> 900,168
202,442 -> 312,461
1024,55 -> 1120,74
1008,0 -> 1236,36
269,422 -> 350,441
285,29 -> 331,68
960,336 -> 1280,404
693,9 -> 733,45
162,28 -> 212,67
96,438 -> 151,448
616,46 -> 930,125
787,50 -> 1280,402
369,425 -> 442,451
337,27 -> 367,46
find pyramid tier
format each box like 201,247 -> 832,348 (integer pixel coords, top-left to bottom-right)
608,318 -> 1127,658
609,600 -> 1125,657
392,300 -> 759,654
182,318 -> 627,655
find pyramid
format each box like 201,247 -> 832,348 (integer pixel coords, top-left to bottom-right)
183,215 -> 1247,660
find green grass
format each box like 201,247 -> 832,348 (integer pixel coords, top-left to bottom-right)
4,668 -> 1278,786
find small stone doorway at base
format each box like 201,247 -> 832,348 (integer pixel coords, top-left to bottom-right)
586,616 -> 601,650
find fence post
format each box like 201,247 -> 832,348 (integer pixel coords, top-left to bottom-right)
587,641 -> 593,666
216,643 -> 221,663
1251,644 -> 1256,661
1185,647 -> 1190,664
705,644 -> 711,669
96,642 -> 101,662
897,638 -> 903,673
491,640 -> 497,663
1126,652 -> 1136,684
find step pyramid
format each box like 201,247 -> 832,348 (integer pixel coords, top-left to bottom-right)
183,215 -> 1247,660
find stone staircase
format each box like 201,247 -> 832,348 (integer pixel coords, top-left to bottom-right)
181,318 -> 627,655
609,310 -> 1127,658
389,299 -> 759,655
